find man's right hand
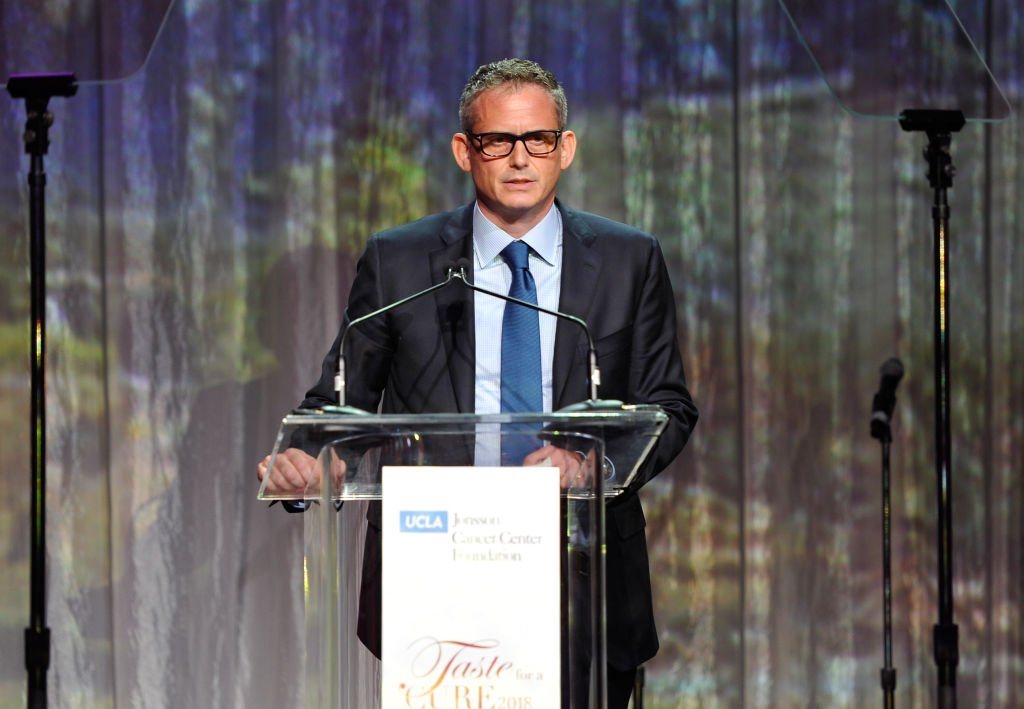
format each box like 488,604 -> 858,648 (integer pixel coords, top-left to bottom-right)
257,448 -> 321,496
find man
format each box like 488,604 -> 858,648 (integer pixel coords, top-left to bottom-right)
259,58 -> 697,707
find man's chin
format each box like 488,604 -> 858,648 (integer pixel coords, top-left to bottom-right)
492,202 -> 543,221
477,193 -> 556,230
494,191 -> 551,213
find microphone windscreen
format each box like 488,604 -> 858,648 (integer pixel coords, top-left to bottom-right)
880,357 -> 904,383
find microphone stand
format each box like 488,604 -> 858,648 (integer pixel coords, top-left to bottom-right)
899,109 -> 964,708
871,358 -> 903,709
335,262 -> 608,407
334,268 -> 461,406
448,264 -> 602,402
877,430 -> 896,709
5,72 -> 78,709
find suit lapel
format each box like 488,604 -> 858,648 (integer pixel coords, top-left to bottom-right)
553,203 -> 600,408
430,205 -> 476,413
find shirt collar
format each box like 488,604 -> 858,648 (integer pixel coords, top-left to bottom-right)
472,202 -> 561,269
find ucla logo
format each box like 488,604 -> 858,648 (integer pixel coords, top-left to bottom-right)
400,511 -> 448,533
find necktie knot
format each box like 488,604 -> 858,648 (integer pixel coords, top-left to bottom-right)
501,240 -> 530,271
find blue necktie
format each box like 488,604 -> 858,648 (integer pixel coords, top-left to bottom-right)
500,240 -> 542,465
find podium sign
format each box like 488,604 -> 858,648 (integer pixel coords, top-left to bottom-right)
382,466 -> 561,707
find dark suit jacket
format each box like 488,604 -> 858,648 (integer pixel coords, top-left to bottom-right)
300,200 -> 698,670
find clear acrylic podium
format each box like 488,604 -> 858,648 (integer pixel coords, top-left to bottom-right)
257,407 -> 668,709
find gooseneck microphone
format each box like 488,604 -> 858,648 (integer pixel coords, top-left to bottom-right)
333,256 -> 614,409
871,357 -> 905,442
447,258 -> 612,405
334,266 -> 462,407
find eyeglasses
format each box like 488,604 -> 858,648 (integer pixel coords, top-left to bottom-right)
466,130 -> 563,157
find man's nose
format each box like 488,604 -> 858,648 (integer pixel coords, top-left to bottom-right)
508,139 -> 531,166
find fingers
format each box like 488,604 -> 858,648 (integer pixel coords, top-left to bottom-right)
558,455 -> 586,489
525,445 -> 592,489
329,449 -> 348,487
523,445 -> 557,467
257,448 -> 319,495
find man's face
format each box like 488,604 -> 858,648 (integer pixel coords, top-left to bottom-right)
451,84 -> 576,237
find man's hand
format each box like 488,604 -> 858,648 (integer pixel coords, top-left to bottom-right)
523,444 -> 595,489
257,448 -> 347,497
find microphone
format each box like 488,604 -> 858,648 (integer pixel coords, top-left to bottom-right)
448,258 -> 620,408
870,357 -> 905,441
332,264 -> 463,408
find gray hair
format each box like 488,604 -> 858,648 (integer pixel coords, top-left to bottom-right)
458,58 -> 568,132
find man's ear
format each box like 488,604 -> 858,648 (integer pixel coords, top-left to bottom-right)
451,132 -> 472,173
559,130 -> 577,171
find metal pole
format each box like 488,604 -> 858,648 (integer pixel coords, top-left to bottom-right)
6,72 -> 78,709
899,109 -> 963,709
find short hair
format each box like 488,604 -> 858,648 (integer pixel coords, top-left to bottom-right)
459,58 -> 568,133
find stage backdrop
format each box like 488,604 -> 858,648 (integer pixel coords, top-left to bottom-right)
1,0 -> 1021,706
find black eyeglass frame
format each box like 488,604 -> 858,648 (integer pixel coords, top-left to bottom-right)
465,129 -> 564,157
